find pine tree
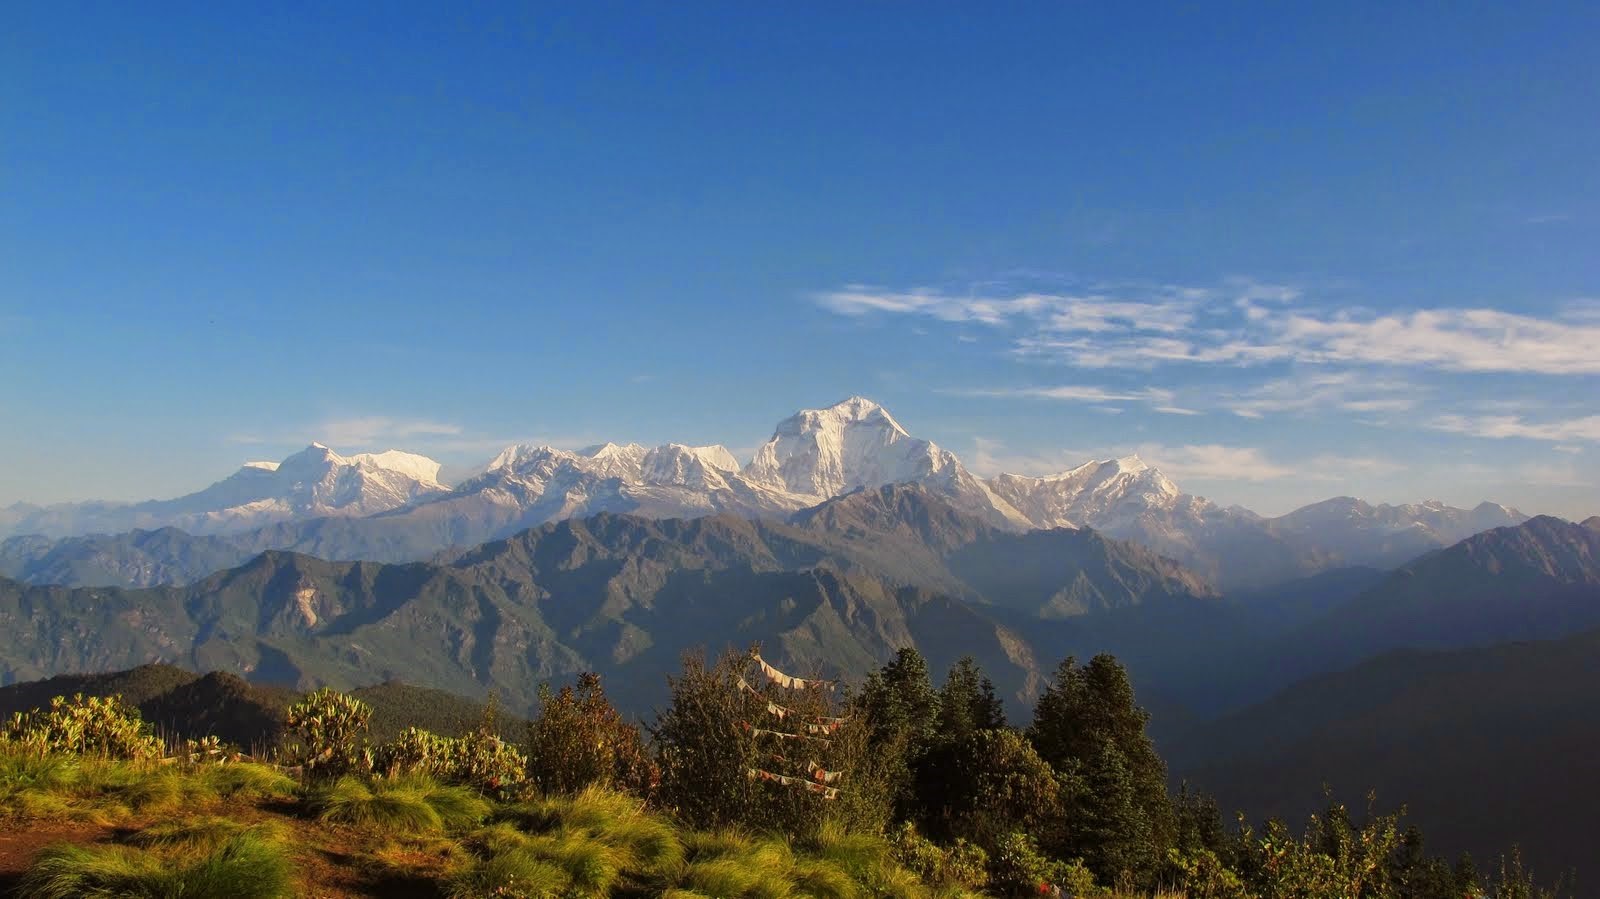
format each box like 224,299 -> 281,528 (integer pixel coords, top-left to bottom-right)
860,647 -> 941,751
936,655 -> 1006,740
858,647 -> 942,821
1027,654 -> 1175,886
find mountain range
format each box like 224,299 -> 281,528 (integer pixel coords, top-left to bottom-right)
0,398 -> 1528,592
0,485 -> 1229,715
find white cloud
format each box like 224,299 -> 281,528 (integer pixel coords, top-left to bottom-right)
1140,444 -> 1297,481
317,417 -> 464,447
1427,413 -> 1600,443
967,437 -> 1399,484
944,384 -> 1200,415
1223,372 -> 1420,419
817,282 -> 1600,375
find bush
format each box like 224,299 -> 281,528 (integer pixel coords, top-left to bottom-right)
889,822 -> 989,890
284,688 -> 372,777
375,725 -> 529,799
988,832 -> 1095,897
527,672 -> 657,797
19,832 -> 292,899
2,694 -> 164,761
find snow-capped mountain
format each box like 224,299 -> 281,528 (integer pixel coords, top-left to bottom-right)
987,455 -> 1182,531
0,443 -> 448,538
744,397 -> 1031,527
0,396 -> 1531,591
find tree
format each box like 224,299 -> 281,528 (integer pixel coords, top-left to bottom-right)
934,729 -> 1063,851
859,647 -> 941,751
526,672 -> 656,797
1028,654 -> 1175,886
858,647 -> 942,820
935,656 -> 1006,740
652,647 -> 875,835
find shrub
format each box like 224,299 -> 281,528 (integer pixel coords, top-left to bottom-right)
376,725 -> 529,799
284,688 -> 372,777
988,832 -> 1095,898
889,822 -> 989,890
2,694 -> 164,761
19,832 -> 292,899
527,672 -> 658,797
1167,847 -> 1250,899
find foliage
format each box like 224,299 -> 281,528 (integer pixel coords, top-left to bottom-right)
1029,655 -> 1173,885
987,831 -> 1095,897
935,656 -> 1006,740
526,672 -> 657,797
19,831 -> 292,899
2,693 -> 164,761
1167,847 -> 1251,899
858,647 -> 941,818
0,652 -> 1577,899
375,725 -> 529,799
284,687 -> 372,777
927,729 -> 1064,852
889,821 -> 990,890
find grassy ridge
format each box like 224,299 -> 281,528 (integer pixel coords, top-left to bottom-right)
0,754 -> 985,898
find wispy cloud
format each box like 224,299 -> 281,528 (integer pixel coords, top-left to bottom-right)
968,436 -> 1399,484
816,282 -> 1600,375
944,384 -> 1199,415
1427,413 -> 1600,443
1223,372 -> 1420,419
317,417 -> 464,447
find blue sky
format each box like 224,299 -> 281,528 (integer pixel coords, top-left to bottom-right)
2,2 -> 1597,517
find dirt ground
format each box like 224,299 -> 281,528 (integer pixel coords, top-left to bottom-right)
0,820 -> 116,895
0,807 -> 449,898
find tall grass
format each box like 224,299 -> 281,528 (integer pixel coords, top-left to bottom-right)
19,831 -> 292,899
309,773 -> 490,833
127,816 -> 288,853
457,787 -> 687,897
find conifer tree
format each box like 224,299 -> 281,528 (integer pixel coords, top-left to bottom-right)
860,647 -> 941,752
1028,654 -> 1175,885
935,655 -> 1006,740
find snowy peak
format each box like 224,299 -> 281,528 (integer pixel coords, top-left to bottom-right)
745,396 -> 951,500
987,455 -> 1184,530
348,450 -> 444,486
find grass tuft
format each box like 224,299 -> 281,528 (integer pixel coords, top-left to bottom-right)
791,857 -> 863,899
19,832 -> 292,899
127,816 -> 287,852
197,762 -> 296,800
310,774 -> 488,833
448,846 -> 571,899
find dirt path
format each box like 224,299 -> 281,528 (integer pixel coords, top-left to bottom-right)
0,820 -> 116,894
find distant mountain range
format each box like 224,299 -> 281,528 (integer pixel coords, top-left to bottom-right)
1,484 -> 1592,721
0,486 -> 1224,715
0,398 -> 1527,591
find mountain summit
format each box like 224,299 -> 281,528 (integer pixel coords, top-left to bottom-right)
0,444 -> 448,539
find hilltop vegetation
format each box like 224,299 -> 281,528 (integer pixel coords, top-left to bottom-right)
0,648 -> 1568,898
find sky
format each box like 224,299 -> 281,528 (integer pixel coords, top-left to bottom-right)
2,2 -> 1597,518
